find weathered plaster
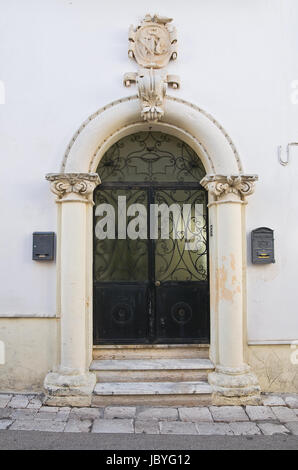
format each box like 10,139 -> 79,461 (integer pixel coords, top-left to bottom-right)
248,345 -> 298,393
0,319 -> 58,391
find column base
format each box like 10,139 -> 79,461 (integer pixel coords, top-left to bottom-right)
209,365 -> 261,405
44,370 -> 96,407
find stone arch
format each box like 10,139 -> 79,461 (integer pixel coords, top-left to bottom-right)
61,95 -> 243,175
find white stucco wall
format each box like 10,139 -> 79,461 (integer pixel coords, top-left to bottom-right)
0,0 -> 297,344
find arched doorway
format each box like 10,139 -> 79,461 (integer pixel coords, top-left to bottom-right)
44,96 -> 261,406
93,131 -> 209,344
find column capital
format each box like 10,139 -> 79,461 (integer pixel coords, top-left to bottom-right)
200,174 -> 258,202
46,173 -> 101,203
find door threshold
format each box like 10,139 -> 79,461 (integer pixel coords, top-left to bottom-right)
93,343 -> 210,360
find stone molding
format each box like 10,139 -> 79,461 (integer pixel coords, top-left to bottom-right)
46,173 -> 101,203
201,174 -> 258,201
60,95 -> 242,174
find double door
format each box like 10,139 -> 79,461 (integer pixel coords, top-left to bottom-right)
93,184 -> 209,344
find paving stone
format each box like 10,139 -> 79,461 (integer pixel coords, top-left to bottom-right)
10,420 -> 39,431
70,407 -> 102,420
160,422 -> 197,435
284,422 -> 298,435
229,422 -> 261,435
258,422 -> 290,435
0,408 -> 12,419
137,407 -> 178,421
25,394 -> 37,400
64,419 -> 92,432
27,397 -> 43,409
55,409 -> 71,422
135,420 -> 160,434
179,407 -> 213,422
7,396 -> 29,409
0,419 -> 13,430
262,395 -> 286,407
245,406 -> 275,421
33,419 -> 66,432
210,406 -> 248,422
0,400 -> 9,408
9,419 -> 64,432
39,406 -> 59,413
285,396 -> 298,409
11,409 -> 37,420
0,395 -> 13,408
271,406 -> 298,423
92,418 -> 134,434
0,394 -> 13,400
196,423 -> 234,435
36,411 -> 58,420
104,407 -> 136,419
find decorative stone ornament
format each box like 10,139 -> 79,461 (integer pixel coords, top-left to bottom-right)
128,14 -> 177,69
201,174 -> 258,201
124,14 -> 180,122
124,69 -> 180,122
46,173 -> 101,203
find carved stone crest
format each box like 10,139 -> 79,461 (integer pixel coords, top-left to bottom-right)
124,14 -> 179,122
128,14 -> 177,69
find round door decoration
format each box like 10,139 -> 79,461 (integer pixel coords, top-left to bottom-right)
112,304 -> 133,325
171,302 -> 192,325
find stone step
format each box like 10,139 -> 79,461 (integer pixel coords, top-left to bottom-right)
93,344 -> 209,360
92,381 -> 213,406
90,358 -> 214,382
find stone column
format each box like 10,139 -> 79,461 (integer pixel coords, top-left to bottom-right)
44,173 -> 100,407
201,174 -> 261,405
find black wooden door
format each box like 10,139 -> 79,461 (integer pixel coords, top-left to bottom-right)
93,185 -> 209,344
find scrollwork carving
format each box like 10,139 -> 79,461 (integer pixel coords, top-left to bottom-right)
46,173 -> 101,202
201,174 -> 258,200
138,68 -> 166,122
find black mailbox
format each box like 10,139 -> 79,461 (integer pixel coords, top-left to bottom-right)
32,232 -> 55,261
251,227 -> 275,264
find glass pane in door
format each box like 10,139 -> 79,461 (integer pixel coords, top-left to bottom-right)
154,189 -> 208,282
94,188 -> 148,281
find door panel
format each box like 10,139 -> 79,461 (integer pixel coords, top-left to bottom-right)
155,282 -> 209,343
153,188 -> 209,343
93,188 -> 150,344
93,283 -> 150,343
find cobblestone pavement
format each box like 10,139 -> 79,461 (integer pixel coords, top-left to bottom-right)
0,393 -> 298,435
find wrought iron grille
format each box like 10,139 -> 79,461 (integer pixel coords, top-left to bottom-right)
96,132 -> 206,183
